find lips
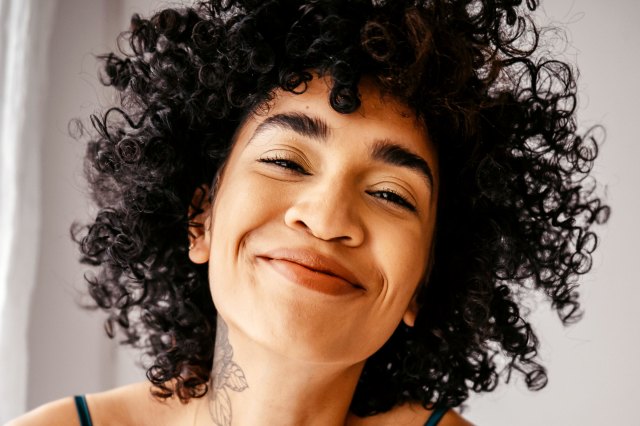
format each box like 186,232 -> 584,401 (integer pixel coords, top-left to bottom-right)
257,248 -> 365,293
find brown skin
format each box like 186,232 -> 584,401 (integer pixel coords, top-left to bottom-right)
9,77 -> 474,425
6,382 -> 473,426
187,76 -> 439,426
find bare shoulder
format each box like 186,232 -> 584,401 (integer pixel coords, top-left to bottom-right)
85,381 -> 190,426
348,402 -> 474,426
439,409 -> 474,426
6,381 -> 189,426
5,397 -> 79,426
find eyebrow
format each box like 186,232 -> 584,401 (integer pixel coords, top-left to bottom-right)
249,112 -> 434,188
253,112 -> 329,141
370,139 -> 434,188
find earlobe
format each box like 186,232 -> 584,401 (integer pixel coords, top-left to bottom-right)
188,185 -> 212,264
188,216 -> 211,264
402,297 -> 419,327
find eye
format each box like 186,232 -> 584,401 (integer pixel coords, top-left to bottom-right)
258,154 -> 310,175
366,188 -> 417,212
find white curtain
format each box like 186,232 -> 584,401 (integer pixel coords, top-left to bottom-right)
0,0 -> 57,421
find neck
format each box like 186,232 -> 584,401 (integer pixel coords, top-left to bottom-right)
192,315 -> 366,426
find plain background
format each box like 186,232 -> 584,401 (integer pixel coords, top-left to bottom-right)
23,0 -> 639,424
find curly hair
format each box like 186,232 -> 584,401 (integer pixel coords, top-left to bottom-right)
73,0 -> 609,416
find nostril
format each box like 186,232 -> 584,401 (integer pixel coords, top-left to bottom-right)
283,194 -> 364,246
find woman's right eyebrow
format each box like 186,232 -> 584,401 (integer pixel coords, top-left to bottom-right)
247,112 -> 434,188
249,112 -> 330,142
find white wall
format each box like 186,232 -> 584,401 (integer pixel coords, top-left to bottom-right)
466,2 -> 640,424
26,0 -> 139,408
25,0 -> 640,424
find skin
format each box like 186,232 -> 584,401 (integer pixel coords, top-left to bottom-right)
187,75 -> 440,425
8,76 -> 473,426
193,75 -> 438,363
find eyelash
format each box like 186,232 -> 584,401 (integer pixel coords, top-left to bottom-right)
258,154 -> 309,175
365,188 -> 416,211
258,155 -> 417,212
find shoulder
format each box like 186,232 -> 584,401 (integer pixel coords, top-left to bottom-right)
6,382 -> 189,426
5,397 -> 80,426
348,402 -> 474,426
84,381 -> 190,426
438,409 -> 474,426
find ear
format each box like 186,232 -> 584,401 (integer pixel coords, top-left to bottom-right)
402,295 -> 419,327
188,185 -> 212,264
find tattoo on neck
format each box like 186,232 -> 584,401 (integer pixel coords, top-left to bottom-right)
208,317 -> 249,426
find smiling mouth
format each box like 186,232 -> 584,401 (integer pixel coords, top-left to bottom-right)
257,256 -> 365,296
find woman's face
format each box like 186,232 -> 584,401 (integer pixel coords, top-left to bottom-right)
193,76 -> 438,365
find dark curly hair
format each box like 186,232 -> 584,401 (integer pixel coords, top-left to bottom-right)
73,0 -> 609,416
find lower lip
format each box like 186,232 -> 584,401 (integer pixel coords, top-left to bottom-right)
259,257 -> 362,296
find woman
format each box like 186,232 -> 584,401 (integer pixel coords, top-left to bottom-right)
9,0 -> 608,425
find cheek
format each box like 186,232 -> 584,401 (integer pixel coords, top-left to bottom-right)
207,171 -> 289,294
205,179 -> 260,325
211,171 -> 286,237
371,221 -> 431,306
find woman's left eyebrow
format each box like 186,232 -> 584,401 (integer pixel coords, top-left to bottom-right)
249,112 -> 434,188
370,139 -> 434,189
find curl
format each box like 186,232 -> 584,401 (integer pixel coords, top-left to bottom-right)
74,0 -> 609,414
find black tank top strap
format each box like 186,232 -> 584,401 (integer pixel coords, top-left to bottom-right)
424,407 -> 448,426
73,395 -> 93,426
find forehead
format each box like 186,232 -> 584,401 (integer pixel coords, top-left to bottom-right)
238,76 -> 437,172
274,77 -> 423,130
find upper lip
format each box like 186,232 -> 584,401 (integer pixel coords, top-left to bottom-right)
258,248 -> 364,289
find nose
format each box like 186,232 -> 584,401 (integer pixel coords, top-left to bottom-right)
284,178 -> 365,247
